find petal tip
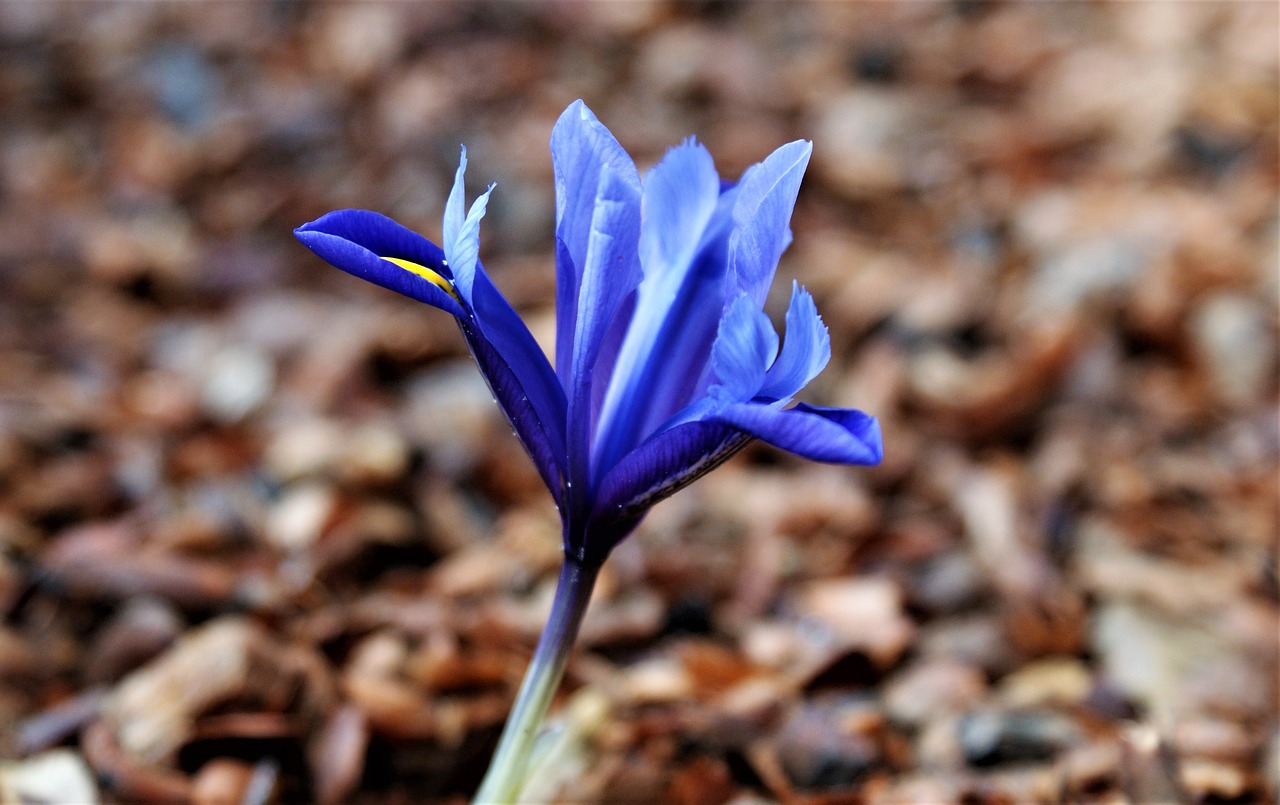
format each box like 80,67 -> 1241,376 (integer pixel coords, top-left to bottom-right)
866,417 -> 886,464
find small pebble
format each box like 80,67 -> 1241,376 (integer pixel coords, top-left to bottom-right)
191,758 -> 255,805
0,749 -> 100,805
266,483 -> 336,553
201,344 -> 275,423
884,659 -> 987,727
1188,292 -> 1275,408
958,709 -> 1080,767
996,656 -> 1092,709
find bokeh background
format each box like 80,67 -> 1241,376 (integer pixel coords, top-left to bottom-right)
0,2 -> 1276,803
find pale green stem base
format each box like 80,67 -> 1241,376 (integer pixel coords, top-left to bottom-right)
472,558 -> 600,804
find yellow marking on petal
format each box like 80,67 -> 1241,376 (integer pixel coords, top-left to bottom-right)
381,256 -> 459,300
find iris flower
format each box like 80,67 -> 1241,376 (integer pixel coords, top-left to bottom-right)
296,100 -> 881,802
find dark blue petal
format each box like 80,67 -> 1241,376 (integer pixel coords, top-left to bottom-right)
294,211 -> 463,316
587,419 -> 749,558
707,293 -> 777,403
296,208 -> 567,504
758,282 -> 831,402
439,152 -> 568,493
457,314 -> 565,506
588,401 -> 881,556
296,210 -> 451,277
713,401 -> 882,465
789,403 -> 883,462
550,100 -> 642,391
727,140 -> 812,307
469,262 -> 567,473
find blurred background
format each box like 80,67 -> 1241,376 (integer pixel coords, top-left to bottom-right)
0,2 -> 1276,803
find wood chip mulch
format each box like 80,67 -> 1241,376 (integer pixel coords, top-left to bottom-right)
0,3 -> 1276,804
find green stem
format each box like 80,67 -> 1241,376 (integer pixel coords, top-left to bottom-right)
473,558 -> 600,804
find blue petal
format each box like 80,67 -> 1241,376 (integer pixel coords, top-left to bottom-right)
457,314 -> 566,504
588,419 -> 749,557
589,288 -> 636,427
469,263 -> 568,479
442,147 -> 469,259
437,153 -> 568,486
727,140 -> 812,307
294,210 -> 464,317
758,282 -> 830,402
589,252 -> 726,477
791,403 -> 882,461
713,401 -> 882,465
594,140 -> 722,426
564,163 -> 643,492
440,149 -> 494,304
708,293 -> 778,403
296,209 -> 567,503
550,100 -> 642,391
637,139 -> 721,297
588,402 -> 880,555
296,209 -> 452,276
592,151 -> 733,476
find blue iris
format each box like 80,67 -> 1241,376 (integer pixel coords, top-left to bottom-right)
296,100 -> 882,566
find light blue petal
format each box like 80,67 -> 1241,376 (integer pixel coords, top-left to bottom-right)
587,289 -> 635,428
708,293 -> 778,403
551,100 -> 642,390
758,282 -> 830,402
713,401 -> 882,465
440,149 -> 493,304
596,138 -> 808,443
565,163 -> 642,492
588,253 -> 725,479
727,140 -> 812,306
442,146 -> 468,260
596,139 -> 722,412
637,139 -> 721,296
591,146 -> 730,476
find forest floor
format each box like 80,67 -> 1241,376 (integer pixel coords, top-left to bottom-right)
0,3 -> 1276,803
